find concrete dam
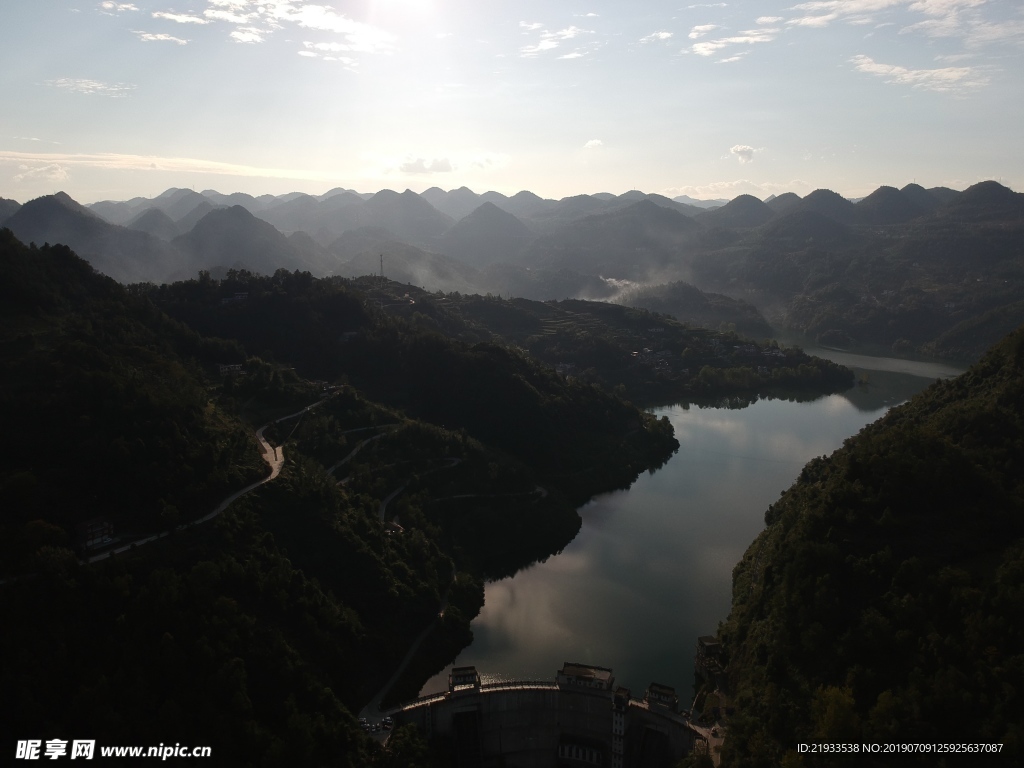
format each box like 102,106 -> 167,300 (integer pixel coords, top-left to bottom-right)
386,663 -> 709,768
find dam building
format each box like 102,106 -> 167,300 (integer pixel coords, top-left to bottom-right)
387,663 -> 705,767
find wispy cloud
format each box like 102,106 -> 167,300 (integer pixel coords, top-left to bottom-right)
786,0 -> 1016,48
204,7 -> 256,24
521,39 -> 559,56
399,157 -> 453,173
13,163 -> 71,183
850,53 -> 988,91
757,16 -> 784,24
45,78 -> 136,97
0,149 -> 340,182
787,13 -> 840,27
520,21 -> 543,31
689,24 -> 719,39
692,28 -> 779,56
260,3 -> 396,52
99,1 -> 138,12
196,1 -> 396,54
664,179 -> 812,198
152,11 -> 210,24
583,139 -> 603,149
962,19 -> 1024,46
299,41 -> 358,67
8,136 -> 63,145
785,0 -> 901,28
641,31 -> 675,43
519,25 -> 591,57
230,27 -> 263,43
134,31 -> 189,44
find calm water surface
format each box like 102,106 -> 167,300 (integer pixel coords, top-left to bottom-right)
421,353 -> 964,701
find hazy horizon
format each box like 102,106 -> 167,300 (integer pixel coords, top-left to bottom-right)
2,0 -> 1022,204
9,180 -> 1008,208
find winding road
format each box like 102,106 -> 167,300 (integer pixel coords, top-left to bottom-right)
83,400 -> 326,564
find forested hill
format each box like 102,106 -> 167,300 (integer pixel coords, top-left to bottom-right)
720,324 -> 1024,766
0,227 -> 265,570
147,271 -> 851,411
1,227 -> 682,764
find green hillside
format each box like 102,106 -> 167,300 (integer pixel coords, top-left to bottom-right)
719,324 -> 1024,766
0,229 -> 680,765
0,228 -> 265,571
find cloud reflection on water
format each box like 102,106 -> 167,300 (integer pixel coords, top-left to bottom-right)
421,386 -> 933,699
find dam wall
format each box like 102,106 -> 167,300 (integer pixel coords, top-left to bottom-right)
388,665 -> 703,768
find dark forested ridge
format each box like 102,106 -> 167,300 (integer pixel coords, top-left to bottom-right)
0,228 -> 265,571
0,228 -> 678,765
144,270 -> 852,412
718,323 -> 1024,766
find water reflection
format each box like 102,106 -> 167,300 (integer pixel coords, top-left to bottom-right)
421,354 -> 967,702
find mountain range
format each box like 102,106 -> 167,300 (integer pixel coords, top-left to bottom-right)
2,180 -> 1022,360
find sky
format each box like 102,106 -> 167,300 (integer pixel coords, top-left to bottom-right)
1,0 -> 1022,204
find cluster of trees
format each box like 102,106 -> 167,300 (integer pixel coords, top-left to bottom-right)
0,231 -> 265,572
1,230 -> 684,764
719,324 -> 1024,766
145,272 -> 681,498
390,291 -> 852,407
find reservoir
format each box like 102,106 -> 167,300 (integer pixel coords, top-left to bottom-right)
421,351 -> 965,701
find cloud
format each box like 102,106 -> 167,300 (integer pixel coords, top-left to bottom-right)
45,78 -> 136,97
785,0 -> 902,27
260,3 -> 396,53
520,39 -> 559,56
230,27 -> 264,43
520,21 -> 543,31
757,16 -> 784,23
558,51 -> 586,59
204,8 -> 256,24
0,149 -> 341,182
850,53 -> 988,90
152,11 -> 210,24
552,26 -> 586,40
519,25 -> 591,57
8,136 -> 62,145
789,1 -> 902,13
134,31 -> 190,44
787,13 -> 840,27
691,28 -> 779,55
196,1 -> 396,55
399,157 -> 453,174
689,24 -> 719,39
730,145 -> 756,163
13,163 -> 71,183
99,2 -> 137,11
787,0 -> 1016,46
299,41 -> 359,66
718,53 -> 748,62
641,31 -> 674,42
963,19 -> 1024,46
583,139 -> 603,149
908,0 -> 985,13
664,179 -> 812,198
